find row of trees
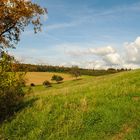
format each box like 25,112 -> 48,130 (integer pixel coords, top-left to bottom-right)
14,63 -> 131,76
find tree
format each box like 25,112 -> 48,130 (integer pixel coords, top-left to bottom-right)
51,75 -> 64,83
70,66 -> 81,79
0,0 -> 46,122
0,52 -> 26,121
0,0 -> 45,49
43,80 -> 51,87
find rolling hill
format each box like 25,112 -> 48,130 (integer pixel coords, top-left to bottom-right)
1,70 -> 140,140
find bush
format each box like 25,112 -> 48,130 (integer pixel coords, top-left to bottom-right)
43,80 -> 51,87
30,83 -> 35,87
51,75 -> 64,83
0,52 -> 25,122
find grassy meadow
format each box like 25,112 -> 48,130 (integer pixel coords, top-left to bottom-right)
1,70 -> 140,140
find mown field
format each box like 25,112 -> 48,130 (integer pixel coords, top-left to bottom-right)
1,70 -> 140,140
25,72 -> 73,85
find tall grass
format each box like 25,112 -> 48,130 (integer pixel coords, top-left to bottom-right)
1,70 -> 140,140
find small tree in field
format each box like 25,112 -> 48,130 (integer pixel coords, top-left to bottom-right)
43,80 -> 51,87
70,66 -> 81,79
51,75 -> 64,83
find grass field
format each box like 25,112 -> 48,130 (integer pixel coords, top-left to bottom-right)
25,72 -> 73,85
1,70 -> 140,140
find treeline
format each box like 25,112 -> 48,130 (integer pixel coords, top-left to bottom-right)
15,63 -> 131,76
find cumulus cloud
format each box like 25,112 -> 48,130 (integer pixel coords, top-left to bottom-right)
67,45 -> 122,66
125,37 -> 140,64
89,46 -> 116,55
103,53 -> 122,65
65,36 -> 140,69
88,46 -> 122,66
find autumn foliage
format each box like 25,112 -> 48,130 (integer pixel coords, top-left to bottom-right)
0,0 -> 45,49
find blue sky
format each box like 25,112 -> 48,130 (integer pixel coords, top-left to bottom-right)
10,0 -> 140,69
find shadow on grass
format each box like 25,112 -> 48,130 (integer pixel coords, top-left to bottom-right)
0,97 -> 38,124
57,81 -> 64,84
16,97 -> 38,112
52,81 -> 64,85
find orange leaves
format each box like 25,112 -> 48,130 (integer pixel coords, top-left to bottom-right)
0,0 -> 45,49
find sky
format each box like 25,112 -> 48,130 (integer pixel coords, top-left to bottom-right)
10,0 -> 140,69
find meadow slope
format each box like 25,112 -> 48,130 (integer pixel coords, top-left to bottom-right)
1,70 -> 140,140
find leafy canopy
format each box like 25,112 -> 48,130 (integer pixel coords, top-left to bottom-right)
51,75 -> 64,83
0,0 -> 45,49
43,80 -> 51,87
0,52 -> 26,121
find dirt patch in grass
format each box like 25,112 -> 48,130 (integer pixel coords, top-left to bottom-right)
112,124 -> 134,140
132,96 -> 140,101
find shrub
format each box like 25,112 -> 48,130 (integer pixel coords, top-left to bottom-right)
0,52 -> 25,122
30,83 -> 35,87
51,75 -> 64,83
43,80 -> 51,87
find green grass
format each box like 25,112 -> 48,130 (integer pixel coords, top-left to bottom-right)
1,70 -> 140,140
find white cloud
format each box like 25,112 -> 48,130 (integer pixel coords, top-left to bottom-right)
65,36 -> 140,69
46,22 -> 77,31
89,46 -> 116,55
125,37 -> 140,64
67,45 -> 122,66
88,46 -> 122,66
122,63 -> 139,69
103,53 -> 122,65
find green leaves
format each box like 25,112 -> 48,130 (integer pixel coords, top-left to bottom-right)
0,52 -> 25,122
51,75 -> 64,83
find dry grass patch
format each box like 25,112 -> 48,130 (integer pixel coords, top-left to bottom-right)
25,72 -> 73,85
132,96 -> 140,101
112,124 -> 134,140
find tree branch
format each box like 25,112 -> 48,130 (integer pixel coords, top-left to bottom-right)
0,23 -> 16,36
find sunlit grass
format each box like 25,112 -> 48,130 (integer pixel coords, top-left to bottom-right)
1,70 -> 140,140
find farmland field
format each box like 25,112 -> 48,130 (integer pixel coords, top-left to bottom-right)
1,70 -> 140,140
25,72 -> 73,85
